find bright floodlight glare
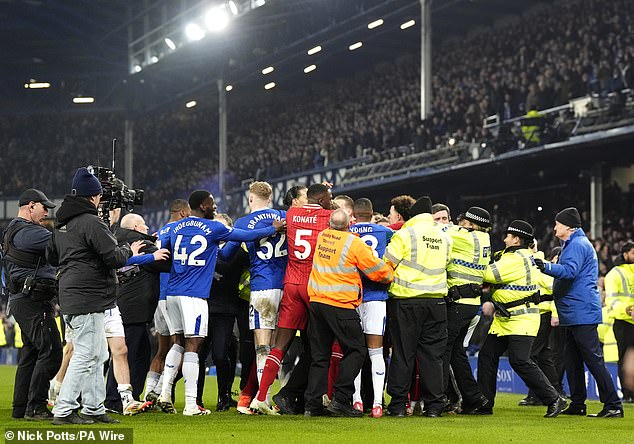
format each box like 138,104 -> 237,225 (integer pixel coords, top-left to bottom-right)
186,100 -> 197,108
448,137 -> 456,146
368,19 -> 384,29
349,41 -> 363,51
150,55 -> 159,63
24,82 -> 51,89
133,65 -> 142,73
225,85 -> 233,91
304,64 -> 316,74
185,23 -> 205,41
164,37 -> 176,50
400,20 -> 415,29
204,6 -> 229,32
252,0 -> 266,8
307,45 -> 322,55
264,82 -> 276,90
261,66 -> 274,75
73,97 -> 95,104
228,1 -> 238,15
537,206 -> 543,212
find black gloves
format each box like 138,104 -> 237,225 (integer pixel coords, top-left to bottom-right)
534,258 -> 546,272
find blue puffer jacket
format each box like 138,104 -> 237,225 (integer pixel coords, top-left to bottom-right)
541,229 -> 601,326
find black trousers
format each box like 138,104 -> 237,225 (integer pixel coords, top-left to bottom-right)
278,331 -> 311,409
443,302 -> 482,406
613,319 -> 634,399
527,312 -> 561,398
387,298 -> 448,412
550,323 -> 566,391
304,302 -> 366,411
11,297 -> 63,417
105,323 -> 151,411
236,298 -> 254,391
563,325 -> 621,410
208,314 -> 237,399
478,333 -> 558,409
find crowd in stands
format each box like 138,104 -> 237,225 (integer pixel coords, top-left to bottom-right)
0,0 -> 632,208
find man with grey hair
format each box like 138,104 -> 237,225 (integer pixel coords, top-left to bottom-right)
329,208 -> 350,230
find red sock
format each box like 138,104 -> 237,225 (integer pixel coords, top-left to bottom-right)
409,359 -> 420,402
256,347 -> 285,402
327,342 -> 343,399
241,361 -> 258,398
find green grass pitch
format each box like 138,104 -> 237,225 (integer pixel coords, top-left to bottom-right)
0,365 -> 632,443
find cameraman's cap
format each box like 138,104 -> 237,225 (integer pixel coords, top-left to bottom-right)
555,207 -> 581,228
71,167 -> 103,197
464,206 -> 491,228
409,196 -> 432,217
506,220 -> 534,241
19,188 -> 56,209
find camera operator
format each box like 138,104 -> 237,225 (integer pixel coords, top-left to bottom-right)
4,189 -> 62,420
47,168 -> 143,425
105,213 -> 171,414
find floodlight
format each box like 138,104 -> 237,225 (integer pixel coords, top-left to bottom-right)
262,66 -> 274,75
133,65 -> 142,73
252,0 -> 266,8
349,42 -> 363,51
225,85 -> 233,91
205,6 -> 229,32
400,20 -> 415,29
368,19 -> 384,29
304,65 -> 316,74
185,23 -> 205,41
150,55 -> 159,64
164,38 -> 176,50
307,45 -> 322,55
73,97 -> 95,104
448,137 -> 456,146
186,100 -> 197,108
228,1 -> 239,15
264,82 -> 276,90
24,82 -> 51,89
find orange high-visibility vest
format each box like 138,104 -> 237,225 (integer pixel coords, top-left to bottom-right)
308,228 -> 393,309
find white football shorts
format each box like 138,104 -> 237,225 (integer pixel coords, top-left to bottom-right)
249,289 -> 283,330
104,305 -> 125,338
153,299 -> 175,336
166,295 -> 208,338
358,300 -> 386,336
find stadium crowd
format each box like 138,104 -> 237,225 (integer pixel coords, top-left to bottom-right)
1,0 -> 633,208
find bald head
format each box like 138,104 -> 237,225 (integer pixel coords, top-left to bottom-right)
329,208 -> 350,231
120,213 -> 148,234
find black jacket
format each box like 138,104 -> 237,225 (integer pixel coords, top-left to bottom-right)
209,248 -> 249,315
114,227 -> 170,324
46,195 -> 132,315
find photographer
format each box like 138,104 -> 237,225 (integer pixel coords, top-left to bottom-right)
4,189 -> 62,420
105,213 -> 171,413
47,168 -> 143,425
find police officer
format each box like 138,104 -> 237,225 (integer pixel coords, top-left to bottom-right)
478,220 -> 567,418
384,196 -> 451,417
442,206 -> 492,414
4,189 -> 62,420
604,242 -> 634,403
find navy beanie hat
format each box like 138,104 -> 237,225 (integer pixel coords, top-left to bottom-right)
555,207 -> 582,228
71,167 -> 103,197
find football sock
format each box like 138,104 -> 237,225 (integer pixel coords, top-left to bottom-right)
154,374 -> 164,395
145,371 -> 161,395
369,347 -> 385,407
118,384 -> 134,406
256,345 -> 272,402
353,371 -> 363,405
327,342 -> 343,399
241,362 -> 258,398
256,347 -> 284,402
182,352 -> 199,410
160,344 -> 184,400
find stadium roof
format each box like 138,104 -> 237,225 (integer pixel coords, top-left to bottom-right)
0,0 -> 551,115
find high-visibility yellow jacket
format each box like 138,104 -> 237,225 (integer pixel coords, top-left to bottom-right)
14,321 -> 23,348
521,109 -> 542,144
598,306 -> 619,362
308,228 -> 393,309
384,213 -> 451,299
0,319 -> 7,347
483,247 -> 541,336
533,251 -> 558,316
605,263 -> 634,325
446,225 -> 491,306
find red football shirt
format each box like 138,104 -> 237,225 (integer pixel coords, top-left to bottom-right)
285,204 -> 332,285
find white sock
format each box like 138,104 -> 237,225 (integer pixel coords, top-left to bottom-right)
256,345 -> 271,403
145,371 -> 161,395
369,347 -> 385,407
353,371 -> 362,404
160,344 -> 184,400
182,352 -> 199,410
118,383 -> 134,405
154,374 -> 164,395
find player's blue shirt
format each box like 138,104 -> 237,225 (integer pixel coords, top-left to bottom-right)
165,216 -> 276,299
349,222 -> 394,302
233,208 -> 287,291
156,221 -> 178,301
